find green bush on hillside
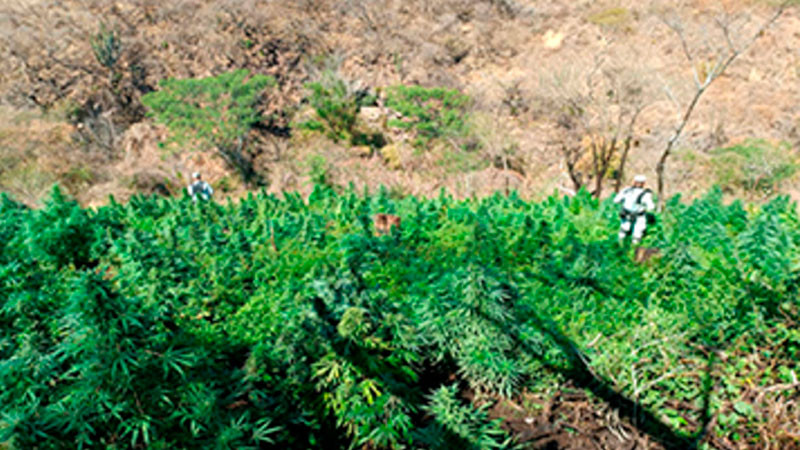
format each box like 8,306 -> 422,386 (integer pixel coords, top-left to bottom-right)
298,71 -> 383,149
300,73 -> 371,140
711,139 -> 796,196
141,69 -> 274,184
90,23 -> 122,72
385,85 -> 471,148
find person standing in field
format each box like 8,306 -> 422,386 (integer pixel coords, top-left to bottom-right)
614,174 -> 655,245
188,172 -> 214,202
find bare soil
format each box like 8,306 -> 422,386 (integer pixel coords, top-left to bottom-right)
479,387 -> 666,450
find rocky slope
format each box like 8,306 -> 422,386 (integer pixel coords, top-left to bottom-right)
1,0 -> 798,205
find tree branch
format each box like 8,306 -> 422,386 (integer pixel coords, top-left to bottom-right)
662,17 -> 702,89
655,3 -> 788,209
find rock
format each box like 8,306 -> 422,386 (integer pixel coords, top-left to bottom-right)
543,30 -> 565,49
352,145 -> 372,157
748,68 -> 763,82
357,106 -> 385,130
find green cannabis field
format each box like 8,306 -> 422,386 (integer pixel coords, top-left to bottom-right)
1,186 -> 799,449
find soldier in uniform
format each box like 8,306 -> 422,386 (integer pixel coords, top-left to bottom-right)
614,174 -> 655,245
188,172 -> 214,202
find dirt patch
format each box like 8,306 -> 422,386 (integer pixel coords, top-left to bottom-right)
483,387 -> 666,450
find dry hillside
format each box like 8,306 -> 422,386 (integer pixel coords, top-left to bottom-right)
1,0 -> 799,205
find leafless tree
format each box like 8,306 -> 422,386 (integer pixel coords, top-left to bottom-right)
654,0 -> 793,208
471,110 -> 521,195
538,51 -> 651,198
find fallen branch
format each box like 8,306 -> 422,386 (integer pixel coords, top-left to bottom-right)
759,381 -> 800,395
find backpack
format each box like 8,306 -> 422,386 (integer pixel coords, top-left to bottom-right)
636,189 -> 657,225
191,181 -> 211,200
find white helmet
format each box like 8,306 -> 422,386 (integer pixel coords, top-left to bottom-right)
634,174 -> 646,183
192,172 -> 201,179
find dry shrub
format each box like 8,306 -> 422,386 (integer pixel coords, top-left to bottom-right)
379,142 -> 416,171
329,0 -> 535,88
372,213 -> 401,236
533,46 -> 655,197
470,112 -> 525,176
0,0 -> 323,132
0,106 -> 105,205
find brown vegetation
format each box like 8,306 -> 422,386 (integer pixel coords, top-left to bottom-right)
0,0 -> 798,208
372,213 -> 402,236
534,49 -> 652,198
485,386 -> 668,450
634,246 -> 662,264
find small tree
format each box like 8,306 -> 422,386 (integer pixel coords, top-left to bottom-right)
142,69 -> 274,185
654,1 -> 793,208
90,23 -> 122,88
297,69 -> 379,147
471,112 -> 521,196
538,53 -> 650,198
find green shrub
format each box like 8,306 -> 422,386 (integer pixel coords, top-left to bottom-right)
587,7 -> 631,29
2,186 -> 800,448
416,385 -> 512,449
385,85 -> 471,148
711,139 -> 796,196
305,153 -> 333,188
90,23 -> 122,71
141,69 -> 274,184
298,71 -> 378,147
